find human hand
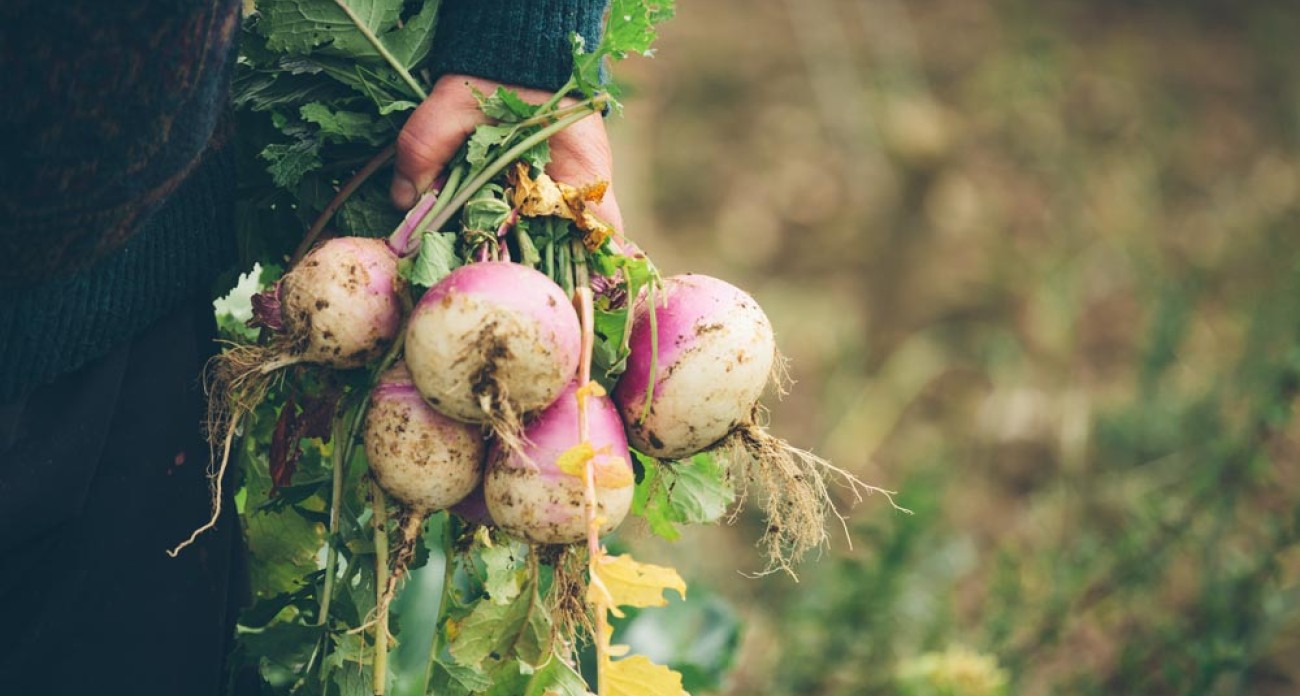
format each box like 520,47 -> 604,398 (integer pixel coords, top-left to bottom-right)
390,74 -> 623,232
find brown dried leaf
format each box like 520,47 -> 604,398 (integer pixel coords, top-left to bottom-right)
509,162 -> 616,251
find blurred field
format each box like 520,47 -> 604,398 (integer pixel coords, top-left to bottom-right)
607,1 -> 1300,694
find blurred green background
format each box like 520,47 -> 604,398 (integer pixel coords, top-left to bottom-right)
605,1 -> 1300,694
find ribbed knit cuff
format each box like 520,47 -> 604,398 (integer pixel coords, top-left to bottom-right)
430,0 -> 608,92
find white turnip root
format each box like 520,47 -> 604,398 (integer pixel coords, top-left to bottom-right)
365,362 -> 484,603
279,237 -> 406,368
171,237 -> 406,557
485,381 -> 634,544
364,362 -> 484,514
614,273 -> 900,575
614,274 -> 776,459
405,261 -> 581,448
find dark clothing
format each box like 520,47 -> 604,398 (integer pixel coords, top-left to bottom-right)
432,0 -> 607,92
0,299 -> 246,695
0,1 -> 607,692
0,0 -> 243,401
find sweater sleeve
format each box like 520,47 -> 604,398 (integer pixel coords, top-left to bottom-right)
429,0 -> 608,92
0,0 -> 241,286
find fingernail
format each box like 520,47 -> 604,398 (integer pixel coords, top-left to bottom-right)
391,177 -> 416,209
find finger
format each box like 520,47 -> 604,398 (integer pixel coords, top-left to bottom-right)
391,80 -> 486,209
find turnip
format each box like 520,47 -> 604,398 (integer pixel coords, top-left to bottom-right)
615,274 -> 777,459
365,362 -> 484,515
279,237 -> 407,368
613,274 -> 900,575
485,381 -> 634,544
365,362 -> 484,601
405,261 -> 581,448
171,236 -> 406,557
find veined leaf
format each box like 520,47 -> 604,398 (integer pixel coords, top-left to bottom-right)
605,655 -> 689,696
590,554 -> 686,616
481,542 -> 524,605
428,657 -> 493,695
260,139 -> 323,189
259,0 -> 402,59
384,0 -> 441,68
449,581 -> 554,669
410,232 -> 460,287
633,451 -> 735,541
300,101 -> 393,145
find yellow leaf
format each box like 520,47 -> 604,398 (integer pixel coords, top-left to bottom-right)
556,442 -> 595,478
592,454 -> 634,489
589,555 -> 686,613
555,441 -> 630,488
510,163 -> 569,218
575,380 -> 607,403
605,655 -> 689,696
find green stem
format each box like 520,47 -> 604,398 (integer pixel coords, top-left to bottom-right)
292,144 -> 396,266
515,222 -> 540,268
515,93 -> 604,129
319,400 -> 354,628
332,0 -> 427,100
421,109 -> 597,235
639,282 -> 660,424
421,515 -> 458,692
372,480 -> 391,696
318,325 -> 407,662
571,239 -> 590,289
537,77 -> 578,115
413,165 -> 466,238
544,235 -> 556,281
558,241 -> 573,296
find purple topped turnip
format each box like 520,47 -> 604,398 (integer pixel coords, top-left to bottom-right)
614,273 -> 899,574
485,381 -> 634,544
615,274 -> 776,459
404,261 -> 581,447
364,362 -> 483,515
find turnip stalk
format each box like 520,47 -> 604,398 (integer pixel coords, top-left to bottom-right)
318,400 -> 355,627
419,108 -> 599,235
574,287 -> 612,695
420,517 -> 457,694
293,144 -> 397,265
320,331 -> 406,668
387,190 -> 439,257
372,479 -> 391,696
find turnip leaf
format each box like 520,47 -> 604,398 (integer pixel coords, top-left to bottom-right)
260,0 -> 403,59
409,231 -> 459,287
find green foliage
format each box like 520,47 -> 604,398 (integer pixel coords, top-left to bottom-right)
408,231 -> 459,287
222,2 -> 733,695
633,452 -> 735,541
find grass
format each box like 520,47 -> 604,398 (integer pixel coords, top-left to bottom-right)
612,0 -> 1300,693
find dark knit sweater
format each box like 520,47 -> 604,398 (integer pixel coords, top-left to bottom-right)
0,0 -> 607,400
